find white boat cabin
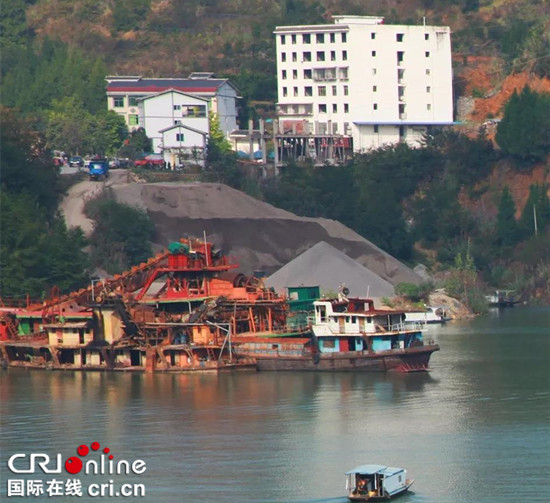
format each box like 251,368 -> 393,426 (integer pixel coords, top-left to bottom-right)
404,306 -> 449,325
312,299 -> 424,354
346,464 -> 413,501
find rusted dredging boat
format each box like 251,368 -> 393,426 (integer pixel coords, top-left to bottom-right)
0,237 -> 264,372
236,295 -> 439,372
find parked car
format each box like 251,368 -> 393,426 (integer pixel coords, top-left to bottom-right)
108,158 -> 121,169
69,156 -> 84,168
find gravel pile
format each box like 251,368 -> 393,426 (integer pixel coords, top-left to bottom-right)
63,177 -> 423,286
265,241 -> 395,299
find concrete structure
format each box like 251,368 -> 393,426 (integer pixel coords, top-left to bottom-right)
105,73 -> 238,137
138,89 -> 209,155
159,124 -> 208,168
274,15 -> 453,165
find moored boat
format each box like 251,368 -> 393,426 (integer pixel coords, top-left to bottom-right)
236,296 -> 439,372
404,305 -> 450,324
346,465 -> 414,501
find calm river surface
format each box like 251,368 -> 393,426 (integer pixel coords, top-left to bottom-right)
1,306 -> 549,502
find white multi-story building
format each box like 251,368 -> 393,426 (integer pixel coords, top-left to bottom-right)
274,15 -> 453,164
105,73 -> 238,137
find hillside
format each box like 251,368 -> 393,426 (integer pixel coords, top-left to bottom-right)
9,0 -> 548,119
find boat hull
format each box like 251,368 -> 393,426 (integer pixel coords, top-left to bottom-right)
348,480 -> 414,501
254,345 -> 439,372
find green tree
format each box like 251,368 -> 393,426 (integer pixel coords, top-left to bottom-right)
0,108 -> 90,297
118,128 -> 152,159
496,87 -> 550,162
203,112 -> 241,187
46,96 -> 93,154
495,186 -> 519,247
518,184 -> 550,239
85,197 -> 154,274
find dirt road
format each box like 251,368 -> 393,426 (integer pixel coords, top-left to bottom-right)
60,169 -> 129,236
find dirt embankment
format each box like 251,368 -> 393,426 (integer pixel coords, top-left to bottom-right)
61,175 -> 423,287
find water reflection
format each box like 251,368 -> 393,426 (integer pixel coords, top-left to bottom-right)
1,307 -> 548,502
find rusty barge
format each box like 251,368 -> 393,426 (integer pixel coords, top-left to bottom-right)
0,237 -> 291,372
0,237 -> 438,373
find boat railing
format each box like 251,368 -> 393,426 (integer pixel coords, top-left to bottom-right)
389,322 -> 424,332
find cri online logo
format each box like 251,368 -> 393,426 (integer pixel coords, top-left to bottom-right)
8,442 -> 146,475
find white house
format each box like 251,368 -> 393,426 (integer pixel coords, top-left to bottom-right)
273,15 -> 454,165
138,89 -> 209,155
105,73 -> 238,136
159,124 -> 208,168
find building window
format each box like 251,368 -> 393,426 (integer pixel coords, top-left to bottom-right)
332,104 -> 338,113
304,69 -> 312,79
426,69 -> 431,75
303,33 -> 311,44
128,96 -> 143,106
343,85 -> 349,96
174,120 -> 181,125
282,70 -> 287,79
303,51 -> 311,62
342,33 -> 347,43
425,51 -> 430,57
319,104 -> 327,113
371,33 -> 376,39
281,52 -> 286,62
293,69 -> 298,79
305,86 -> 313,96
397,51 -> 404,64
371,50 -> 376,57
113,97 -> 124,108
176,133 -> 185,141
398,68 -> 405,82
182,105 -> 206,117
330,33 -> 336,43
316,33 -> 324,43
426,86 -> 431,93
339,67 -> 349,79
342,50 -> 347,60
318,86 -> 326,96
293,87 -> 298,96
283,87 -> 288,97
281,35 -> 286,45
292,52 -> 297,62
399,104 -> 406,117
128,114 -> 139,126
427,104 -> 432,110
373,103 -> 378,110
291,34 -> 296,44
316,51 -> 325,61
374,125 -> 379,133
344,103 -> 349,113
372,68 -> 377,75
373,85 -> 377,92
331,50 -> 336,61
332,85 -> 337,96
425,33 -> 430,40
397,33 -> 404,42
173,105 -> 181,111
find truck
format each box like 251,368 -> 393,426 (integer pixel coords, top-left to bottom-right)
88,159 -> 109,181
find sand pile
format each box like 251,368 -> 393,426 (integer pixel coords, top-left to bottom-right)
265,242 -> 395,298
64,178 -> 423,286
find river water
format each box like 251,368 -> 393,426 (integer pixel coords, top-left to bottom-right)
1,306 -> 548,502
